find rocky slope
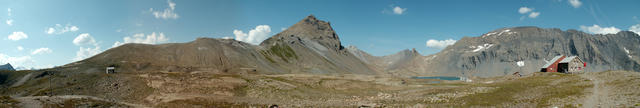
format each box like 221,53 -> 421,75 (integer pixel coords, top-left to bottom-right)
65,15 -> 375,76
382,26 -> 640,77
259,15 -> 376,74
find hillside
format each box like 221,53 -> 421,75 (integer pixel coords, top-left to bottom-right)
375,27 -> 640,77
59,15 -> 376,76
0,15 -> 640,107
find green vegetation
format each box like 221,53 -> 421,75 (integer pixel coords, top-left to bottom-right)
265,44 -> 298,62
260,51 -> 276,63
456,72 -> 592,107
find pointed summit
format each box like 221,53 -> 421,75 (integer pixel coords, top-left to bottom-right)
261,15 -> 343,50
0,63 -> 15,71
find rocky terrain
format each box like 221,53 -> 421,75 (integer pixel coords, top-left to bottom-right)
362,26 -> 640,77
0,15 -> 639,107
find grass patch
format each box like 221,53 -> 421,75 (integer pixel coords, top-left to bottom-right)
260,51 -> 276,63
456,72 -> 591,107
263,43 -> 298,62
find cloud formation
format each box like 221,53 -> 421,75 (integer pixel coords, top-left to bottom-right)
6,8 -> 12,26
72,33 -> 101,61
528,12 -> 540,18
17,46 -> 23,51
426,39 -> 457,49
233,25 -> 271,45
73,33 -> 97,46
46,24 -> 79,35
112,32 -> 170,47
73,46 -> 101,61
151,0 -> 179,19
393,6 -> 407,15
31,48 -> 53,55
5,19 -> 13,26
0,53 -> 34,69
569,0 -> 582,8
579,24 -> 620,34
518,7 -> 533,14
7,31 -> 28,41
518,7 -> 540,19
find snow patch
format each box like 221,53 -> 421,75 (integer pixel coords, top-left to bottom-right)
482,29 -> 516,38
470,44 -> 494,52
424,55 -> 437,61
516,61 -> 525,67
624,47 -> 632,58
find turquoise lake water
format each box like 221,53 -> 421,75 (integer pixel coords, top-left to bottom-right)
411,76 -> 461,80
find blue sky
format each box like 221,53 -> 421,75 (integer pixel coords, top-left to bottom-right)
1,0 -> 639,69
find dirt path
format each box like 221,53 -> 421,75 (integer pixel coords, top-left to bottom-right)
10,73 -> 32,87
581,72 -> 613,107
14,95 -> 149,108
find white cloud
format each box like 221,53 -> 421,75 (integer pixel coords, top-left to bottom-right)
73,33 -> 97,46
233,25 -> 271,45
17,46 -> 23,51
518,7 -> 533,14
72,33 -> 102,61
7,8 -> 11,16
112,32 -> 169,47
518,7 -> 540,19
151,0 -> 179,20
73,46 -> 101,61
6,19 -> 13,26
7,31 -> 28,41
6,8 -> 13,26
426,39 -> 457,49
569,0 -> 582,8
629,24 -> 640,35
0,53 -> 34,69
45,24 -> 79,34
528,12 -> 540,18
580,24 -> 621,34
31,48 -> 52,55
392,6 -> 407,15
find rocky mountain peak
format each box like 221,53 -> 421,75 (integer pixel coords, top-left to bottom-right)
0,63 -> 15,71
261,15 -> 343,51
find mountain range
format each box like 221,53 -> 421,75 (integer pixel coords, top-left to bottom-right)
65,15 -> 640,77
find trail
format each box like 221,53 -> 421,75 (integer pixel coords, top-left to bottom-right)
581,72 -> 613,108
14,95 -> 149,108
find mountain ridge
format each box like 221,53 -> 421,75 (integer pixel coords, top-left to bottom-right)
61,15 -> 640,77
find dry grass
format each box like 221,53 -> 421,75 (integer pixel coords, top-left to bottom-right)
454,72 -> 592,107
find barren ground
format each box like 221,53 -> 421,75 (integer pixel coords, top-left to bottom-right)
1,70 -> 640,107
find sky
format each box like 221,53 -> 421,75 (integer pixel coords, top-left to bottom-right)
1,0 -> 640,69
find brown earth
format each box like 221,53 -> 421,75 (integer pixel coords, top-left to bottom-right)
2,69 -> 639,107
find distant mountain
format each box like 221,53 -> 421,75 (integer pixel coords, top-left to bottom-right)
0,63 -> 15,71
380,27 -> 640,77
70,15 -> 376,75
64,16 -> 639,77
259,15 -> 376,74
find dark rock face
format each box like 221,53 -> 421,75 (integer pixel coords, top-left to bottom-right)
258,15 -> 376,74
399,27 -> 640,77
0,63 -> 15,71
